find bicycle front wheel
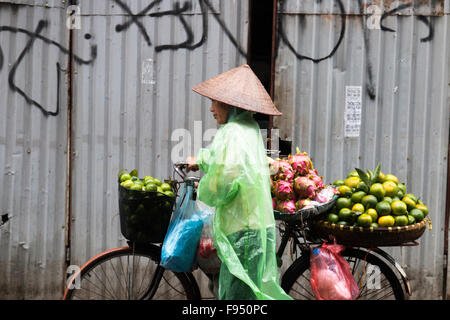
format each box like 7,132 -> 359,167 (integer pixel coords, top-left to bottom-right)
63,245 -> 200,300
281,247 -> 405,300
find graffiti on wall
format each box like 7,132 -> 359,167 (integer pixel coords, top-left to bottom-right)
0,0 -> 247,117
276,0 -> 438,100
0,0 -> 441,116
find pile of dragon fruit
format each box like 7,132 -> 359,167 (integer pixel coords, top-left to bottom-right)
269,150 -> 338,214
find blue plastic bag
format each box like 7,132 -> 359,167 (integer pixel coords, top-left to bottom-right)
160,183 -> 204,272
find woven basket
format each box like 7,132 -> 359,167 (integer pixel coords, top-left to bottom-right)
311,217 -> 430,247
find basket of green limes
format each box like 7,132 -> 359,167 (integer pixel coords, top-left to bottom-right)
311,164 -> 431,247
118,169 -> 176,243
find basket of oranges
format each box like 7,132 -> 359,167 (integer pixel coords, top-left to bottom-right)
311,164 -> 431,247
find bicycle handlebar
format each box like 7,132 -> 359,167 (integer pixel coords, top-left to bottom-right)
173,162 -> 200,184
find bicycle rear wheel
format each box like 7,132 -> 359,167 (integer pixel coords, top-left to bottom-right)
63,245 -> 200,300
281,247 -> 405,300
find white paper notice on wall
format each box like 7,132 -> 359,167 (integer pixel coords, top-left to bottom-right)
344,86 -> 362,138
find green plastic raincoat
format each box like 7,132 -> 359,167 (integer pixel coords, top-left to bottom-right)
196,107 -> 292,300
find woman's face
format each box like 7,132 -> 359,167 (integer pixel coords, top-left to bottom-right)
210,100 -> 230,125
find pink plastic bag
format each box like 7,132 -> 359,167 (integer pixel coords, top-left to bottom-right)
310,242 -> 359,300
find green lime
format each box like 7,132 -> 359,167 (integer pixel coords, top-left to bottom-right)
382,196 -> 393,204
357,213 -> 372,227
338,208 -> 353,222
409,208 -> 424,222
130,183 -> 144,191
120,180 -> 133,189
345,177 -> 361,188
405,193 -> 418,203
356,181 -> 369,193
156,186 -> 164,196
327,213 -> 339,223
407,215 -> 416,225
337,185 -> 352,198
361,195 -> 378,209
415,204 -> 429,217
352,203 -> 365,213
145,184 -> 157,192
337,221 -> 349,226
333,179 -> 345,187
397,183 -> 406,194
351,191 -> 367,204
120,173 -> 132,182
143,176 -> 154,184
383,174 -> 399,184
391,201 -> 407,216
376,201 -> 392,216
369,183 -> 386,201
347,171 -> 360,178
336,197 -> 352,210
153,178 -> 162,186
394,215 -> 408,226
402,196 -> 416,211
161,183 -> 172,192
163,190 -> 175,197
382,181 -> 398,197
366,208 -> 378,222
371,222 -> 379,228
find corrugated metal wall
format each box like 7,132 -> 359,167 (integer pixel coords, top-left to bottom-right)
0,0 -> 68,298
69,0 -> 249,299
0,0 -> 248,299
273,0 -> 449,299
1,0 -> 448,300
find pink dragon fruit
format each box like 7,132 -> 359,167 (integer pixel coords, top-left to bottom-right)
277,199 -> 297,214
271,159 -> 295,181
296,198 -> 314,210
307,169 -> 325,190
294,176 -> 318,199
288,150 -> 313,176
313,186 -> 338,203
274,180 -> 295,200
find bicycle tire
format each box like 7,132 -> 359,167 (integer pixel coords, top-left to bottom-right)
281,247 -> 405,300
63,245 -> 200,300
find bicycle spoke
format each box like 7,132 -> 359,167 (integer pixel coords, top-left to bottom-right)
136,259 -> 154,298
99,261 -> 121,299
88,267 -> 118,299
107,256 -> 127,295
154,273 -> 187,299
75,272 -> 117,300
291,273 -> 315,300
64,248 -> 197,300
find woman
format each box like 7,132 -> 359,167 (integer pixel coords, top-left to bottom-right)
187,65 -> 292,300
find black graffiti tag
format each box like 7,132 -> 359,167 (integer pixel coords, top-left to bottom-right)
0,20 -> 97,117
113,0 -> 246,57
276,0 -> 346,63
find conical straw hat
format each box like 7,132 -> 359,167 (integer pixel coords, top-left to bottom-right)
192,64 -> 282,116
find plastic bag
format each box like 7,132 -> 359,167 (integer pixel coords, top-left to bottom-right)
310,242 -> 359,300
160,183 -> 204,272
195,205 -> 221,274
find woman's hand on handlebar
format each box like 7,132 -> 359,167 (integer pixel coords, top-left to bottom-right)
186,156 -> 199,172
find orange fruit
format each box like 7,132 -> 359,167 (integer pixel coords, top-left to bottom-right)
378,215 -> 395,227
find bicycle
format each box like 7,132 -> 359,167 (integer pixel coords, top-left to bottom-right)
63,163 -> 412,300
